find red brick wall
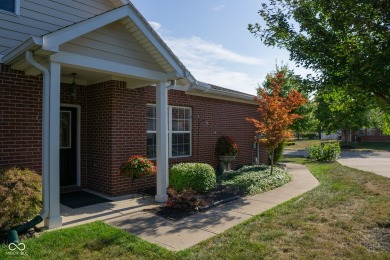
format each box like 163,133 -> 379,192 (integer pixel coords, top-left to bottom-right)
0,65 -> 43,171
104,83 -> 265,196
360,136 -> 390,142
1,67 -> 266,197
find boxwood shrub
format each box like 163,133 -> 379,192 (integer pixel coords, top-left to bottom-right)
0,167 -> 42,232
169,163 -> 216,193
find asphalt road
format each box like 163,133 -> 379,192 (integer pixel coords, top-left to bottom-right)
284,150 -> 390,178
338,151 -> 390,178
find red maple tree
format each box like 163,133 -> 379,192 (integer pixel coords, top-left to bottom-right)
246,72 -> 306,174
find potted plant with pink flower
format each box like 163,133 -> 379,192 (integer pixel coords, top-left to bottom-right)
120,155 -> 157,180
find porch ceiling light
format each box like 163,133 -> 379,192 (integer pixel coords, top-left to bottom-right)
69,73 -> 78,103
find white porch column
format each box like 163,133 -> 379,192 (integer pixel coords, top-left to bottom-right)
155,81 -> 169,202
44,61 -> 62,228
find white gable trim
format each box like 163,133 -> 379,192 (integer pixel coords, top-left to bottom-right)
42,4 -> 187,78
125,9 -> 185,77
43,6 -> 129,52
50,51 -> 170,81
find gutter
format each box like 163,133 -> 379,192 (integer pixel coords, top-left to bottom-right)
187,79 -> 256,103
8,51 -> 50,245
25,51 -> 50,221
2,36 -> 42,64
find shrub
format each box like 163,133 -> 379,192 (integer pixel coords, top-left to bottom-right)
169,163 -> 216,193
308,142 -> 341,162
0,167 -> 42,232
215,136 -> 239,156
220,165 -> 291,195
268,142 -> 285,165
166,187 -> 206,212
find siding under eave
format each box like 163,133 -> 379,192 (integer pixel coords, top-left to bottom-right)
58,20 -> 170,74
0,0 -> 115,54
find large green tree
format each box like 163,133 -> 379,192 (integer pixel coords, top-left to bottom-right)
249,0 -> 390,108
315,88 -> 370,140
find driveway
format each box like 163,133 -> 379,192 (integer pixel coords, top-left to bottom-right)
338,151 -> 390,178
284,149 -> 390,178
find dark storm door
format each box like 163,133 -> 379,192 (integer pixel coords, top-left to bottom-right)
60,107 -> 78,186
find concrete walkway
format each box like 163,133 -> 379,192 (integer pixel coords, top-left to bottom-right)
104,163 -> 319,251
338,151 -> 390,178
60,193 -> 158,229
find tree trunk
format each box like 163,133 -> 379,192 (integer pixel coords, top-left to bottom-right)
269,148 -> 274,175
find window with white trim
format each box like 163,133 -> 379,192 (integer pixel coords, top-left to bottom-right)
147,105 -> 157,158
147,105 -> 191,158
0,0 -> 20,15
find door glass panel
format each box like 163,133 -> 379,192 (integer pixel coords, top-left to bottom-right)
60,111 -> 71,148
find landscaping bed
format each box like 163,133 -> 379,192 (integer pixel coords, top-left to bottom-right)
145,165 -> 291,221
145,185 -> 242,221
1,160 -> 389,259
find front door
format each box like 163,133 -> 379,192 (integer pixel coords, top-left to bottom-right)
60,106 -> 78,186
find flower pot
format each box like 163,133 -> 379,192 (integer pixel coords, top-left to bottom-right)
219,155 -> 236,163
219,155 -> 236,171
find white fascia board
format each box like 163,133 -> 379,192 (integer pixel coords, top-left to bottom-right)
209,89 -> 255,101
186,90 -> 257,105
2,36 -> 43,64
186,83 -> 257,104
42,5 -> 129,52
126,6 -> 186,78
50,51 -> 170,81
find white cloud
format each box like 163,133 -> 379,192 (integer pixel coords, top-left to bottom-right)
212,4 -> 225,12
165,36 -> 263,66
163,36 -> 263,95
148,21 -> 161,31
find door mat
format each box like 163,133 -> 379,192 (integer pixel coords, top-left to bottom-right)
60,191 -> 111,209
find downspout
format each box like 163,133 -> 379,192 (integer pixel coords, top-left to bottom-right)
7,51 -> 50,244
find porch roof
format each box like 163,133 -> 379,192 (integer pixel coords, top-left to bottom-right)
2,5 -> 189,80
0,3 -> 256,104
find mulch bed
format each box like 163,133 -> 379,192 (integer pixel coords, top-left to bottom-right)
144,185 -> 244,221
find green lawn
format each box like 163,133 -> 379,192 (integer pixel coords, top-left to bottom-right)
1,160 -> 389,259
342,142 -> 390,152
285,139 -> 390,152
284,139 -> 330,150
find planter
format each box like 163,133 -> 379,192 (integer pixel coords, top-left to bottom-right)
219,155 -> 236,163
219,155 -> 236,171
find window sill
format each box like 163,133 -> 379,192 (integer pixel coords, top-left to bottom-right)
148,155 -> 192,161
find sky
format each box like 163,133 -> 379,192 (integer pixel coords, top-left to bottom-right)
131,0 -> 312,95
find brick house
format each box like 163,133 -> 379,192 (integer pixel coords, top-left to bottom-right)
0,1 -> 265,228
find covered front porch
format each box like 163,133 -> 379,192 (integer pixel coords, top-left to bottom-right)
59,190 -> 157,229
1,4 -> 202,228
